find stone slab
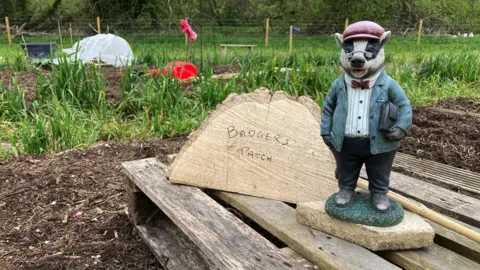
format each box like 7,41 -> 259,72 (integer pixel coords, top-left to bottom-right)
296,201 -> 435,251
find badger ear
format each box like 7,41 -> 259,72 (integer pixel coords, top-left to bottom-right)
380,31 -> 391,46
334,33 -> 344,47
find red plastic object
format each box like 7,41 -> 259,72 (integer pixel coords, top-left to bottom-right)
163,61 -> 198,80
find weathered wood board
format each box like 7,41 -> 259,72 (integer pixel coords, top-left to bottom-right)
214,191 -> 401,270
215,191 -> 480,270
360,168 -> 480,228
125,175 -> 211,269
135,215 -> 212,270
169,89 -> 338,203
393,152 -> 480,198
279,248 -> 315,270
427,220 -> 480,264
426,107 -> 480,118
378,244 -> 480,270
122,158 -> 302,270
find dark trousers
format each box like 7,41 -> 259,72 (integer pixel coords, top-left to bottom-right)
330,137 -> 396,194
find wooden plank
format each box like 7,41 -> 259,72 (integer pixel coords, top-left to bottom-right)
378,244 -> 480,270
121,158 -> 301,270
280,248 -> 316,270
394,152 -> 480,197
214,191 -> 400,270
167,154 -> 177,164
427,220 -> 480,264
210,73 -> 240,81
168,90 -> 339,204
215,192 -> 480,270
136,214 -> 211,270
427,107 -> 480,118
360,169 -> 480,228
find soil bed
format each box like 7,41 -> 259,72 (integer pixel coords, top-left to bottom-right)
0,67 -> 124,106
435,97 -> 480,113
0,70 -> 50,108
399,104 -> 480,173
213,64 -> 241,74
0,137 -> 187,270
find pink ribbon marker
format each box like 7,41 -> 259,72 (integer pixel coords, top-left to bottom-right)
181,19 -> 197,42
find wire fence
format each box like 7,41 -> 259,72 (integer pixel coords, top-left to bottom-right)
2,16 -> 479,59
3,16 -> 480,38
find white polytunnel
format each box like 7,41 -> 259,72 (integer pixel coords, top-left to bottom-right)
53,33 -> 135,67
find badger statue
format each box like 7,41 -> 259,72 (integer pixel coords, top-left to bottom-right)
321,21 -> 413,212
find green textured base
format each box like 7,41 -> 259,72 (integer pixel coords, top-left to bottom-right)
325,191 -> 404,227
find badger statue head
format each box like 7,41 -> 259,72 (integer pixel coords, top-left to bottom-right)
335,21 -> 391,79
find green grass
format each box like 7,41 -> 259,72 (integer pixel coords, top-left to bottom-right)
0,33 -> 479,157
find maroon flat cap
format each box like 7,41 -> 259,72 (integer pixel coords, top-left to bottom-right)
343,21 -> 385,41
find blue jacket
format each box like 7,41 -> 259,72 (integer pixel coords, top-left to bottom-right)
320,70 -> 412,154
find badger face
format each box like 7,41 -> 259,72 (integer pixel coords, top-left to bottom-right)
335,31 -> 391,79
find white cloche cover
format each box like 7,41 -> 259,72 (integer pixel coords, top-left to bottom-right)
54,34 -> 134,66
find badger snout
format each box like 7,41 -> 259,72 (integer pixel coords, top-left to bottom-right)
350,57 -> 365,68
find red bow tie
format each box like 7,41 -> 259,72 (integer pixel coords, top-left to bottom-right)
351,80 -> 370,89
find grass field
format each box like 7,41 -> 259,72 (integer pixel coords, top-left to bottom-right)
0,33 -> 480,158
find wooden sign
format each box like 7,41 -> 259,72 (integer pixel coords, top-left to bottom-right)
168,89 -> 338,203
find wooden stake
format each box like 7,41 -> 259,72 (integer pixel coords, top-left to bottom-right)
69,22 -> 73,45
5,17 -> 12,47
265,18 -> 270,47
417,19 -> 423,46
97,16 -> 101,34
57,20 -> 64,49
289,25 -> 293,54
357,179 -> 480,244
345,18 -> 349,30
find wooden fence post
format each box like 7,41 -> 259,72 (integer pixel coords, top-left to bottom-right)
97,16 -> 101,34
345,18 -> 349,30
5,17 -> 12,47
289,25 -> 293,54
265,17 -> 270,47
417,19 -> 423,46
69,23 -> 73,45
58,20 -> 64,49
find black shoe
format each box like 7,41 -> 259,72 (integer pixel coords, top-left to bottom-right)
372,193 -> 391,212
335,189 -> 354,207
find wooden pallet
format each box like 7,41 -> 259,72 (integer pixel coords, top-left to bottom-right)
122,157 -> 480,270
393,152 -> 480,198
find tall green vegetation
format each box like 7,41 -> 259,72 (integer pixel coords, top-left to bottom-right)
0,35 -> 479,157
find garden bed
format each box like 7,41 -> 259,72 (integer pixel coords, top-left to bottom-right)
0,73 -> 479,268
399,101 -> 480,173
0,137 -> 187,270
0,67 -> 124,106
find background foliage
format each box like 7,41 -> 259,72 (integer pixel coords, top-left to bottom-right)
2,0 -> 480,34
